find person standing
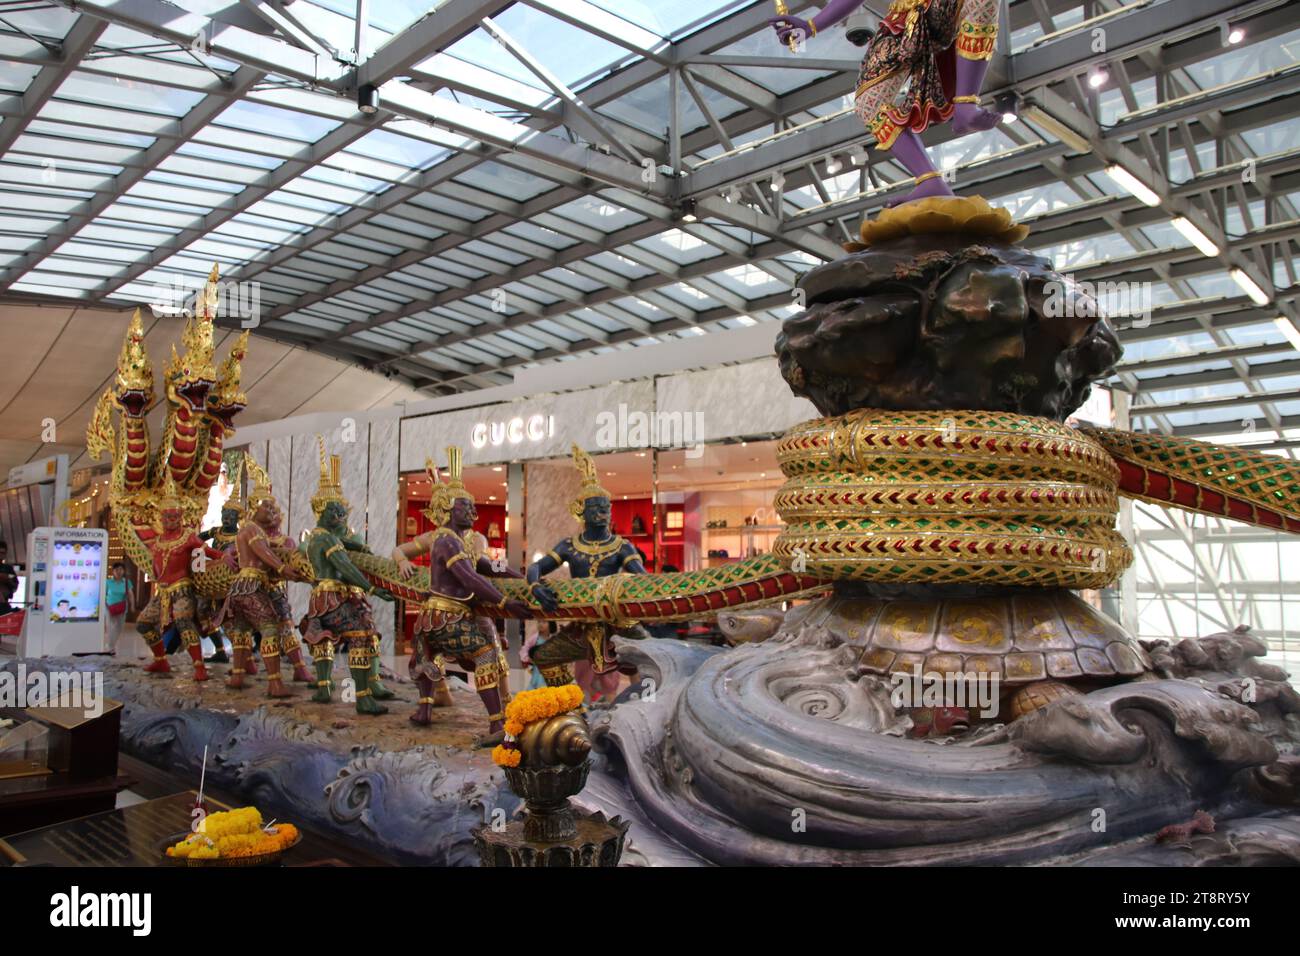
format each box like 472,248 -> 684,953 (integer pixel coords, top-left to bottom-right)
104,561 -> 135,655
0,541 -> 17,615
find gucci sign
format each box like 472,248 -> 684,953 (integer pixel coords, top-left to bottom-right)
470,414 -> 555,449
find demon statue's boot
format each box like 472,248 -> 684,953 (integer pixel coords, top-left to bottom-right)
225,628 -> 254,689
308,640 -> 335,704
349,645 -> 387,716
283,636 -> 314,683
526,445 -> 646,687
185,636 -> 209,682
368,635 -> 395,700
260,637 -> 294,699
219,456 -> 310,700
143,636 -> 172,674
299,438 -> 400,714
393,446 -> 534,739
471,649 -> 506,748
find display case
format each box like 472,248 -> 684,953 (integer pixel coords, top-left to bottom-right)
0,718 -> 50,780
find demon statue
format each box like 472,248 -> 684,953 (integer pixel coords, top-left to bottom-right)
136,473 -> 226,681
299,438 -> 398,714
526,445 -> 646,688
393,447 -> 533,745
219,456 -> 313,696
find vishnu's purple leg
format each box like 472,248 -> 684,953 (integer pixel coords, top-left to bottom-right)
884,130 -> 955,207
951,57 -> 1001,135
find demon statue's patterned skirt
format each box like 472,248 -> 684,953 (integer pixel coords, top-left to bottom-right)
410,597 -> 496,681
301,583 -> 376,647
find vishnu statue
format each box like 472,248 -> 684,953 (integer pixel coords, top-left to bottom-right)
299,438 -> 398,715
526,445 -> 647,688
219,456 -> 313,696
771,0 -> 1003,206
138,475 -> 226,681
393,447 -> 533,745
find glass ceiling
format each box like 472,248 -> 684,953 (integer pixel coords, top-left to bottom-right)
0,0 -> 1296,444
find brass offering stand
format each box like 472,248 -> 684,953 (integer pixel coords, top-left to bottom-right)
472,710 -> 629,867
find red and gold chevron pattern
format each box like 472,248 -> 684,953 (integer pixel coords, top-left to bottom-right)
1083,426 -> 1300,534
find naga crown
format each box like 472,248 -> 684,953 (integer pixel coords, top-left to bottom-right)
116,308 -> 155,397
569,444 -> 610,520
210,329 -> 249,409
311,435 -> 349,516
424,446 -> 471,527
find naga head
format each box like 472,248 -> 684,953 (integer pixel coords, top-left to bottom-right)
206,330 -> 249,431
114,308 -> 154,418
165,266 -> 219,412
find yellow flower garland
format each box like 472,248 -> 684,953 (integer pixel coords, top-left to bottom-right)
492,685 -> 585,767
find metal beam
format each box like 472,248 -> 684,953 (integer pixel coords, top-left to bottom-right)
0,64 -> 266,290
0,15 -> 105,156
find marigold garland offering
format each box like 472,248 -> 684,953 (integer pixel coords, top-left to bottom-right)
165,806 -> 299,860
492,685 -> 585,767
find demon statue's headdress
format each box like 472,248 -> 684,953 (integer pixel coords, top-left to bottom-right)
569,443 -> 610,520
423,446 -> 471,527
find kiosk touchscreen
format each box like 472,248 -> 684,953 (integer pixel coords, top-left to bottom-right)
17,527 -> 109,657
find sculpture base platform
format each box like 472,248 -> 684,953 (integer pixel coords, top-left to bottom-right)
472,812 -> 630,867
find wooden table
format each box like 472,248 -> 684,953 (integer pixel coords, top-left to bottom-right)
0,790 -> 393,867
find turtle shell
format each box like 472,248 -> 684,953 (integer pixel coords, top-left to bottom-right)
804,590 -> 1150,685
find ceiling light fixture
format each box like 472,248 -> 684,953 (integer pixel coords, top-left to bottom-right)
994,91 -> 1020,125
1020,104 -> 1091,153
1274,317 -> 1300,351
1088,65 -> 1109,89
1105,164 -> 1161,207
770,172 -> 785,192
1170,217 -> 1220,257
1231,268 -> 1270,306
825,155 -> 843,175
357,83 -> 379,114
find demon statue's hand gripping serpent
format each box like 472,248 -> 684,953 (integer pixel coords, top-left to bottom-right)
219,455 -> 313,696
770,0 -> 1004,207
136,475 -> 226,680
393,447 -> 534,745
525,445 -> 647,689
299,438 -> 397,715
